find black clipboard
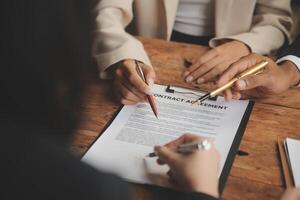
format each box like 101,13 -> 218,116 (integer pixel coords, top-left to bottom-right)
218,100 -> 254,193
83,85 -> 255,195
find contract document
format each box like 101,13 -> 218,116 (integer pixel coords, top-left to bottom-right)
82,84 -> 253,189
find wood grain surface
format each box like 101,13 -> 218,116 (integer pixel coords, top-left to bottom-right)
70,37 -> 300,200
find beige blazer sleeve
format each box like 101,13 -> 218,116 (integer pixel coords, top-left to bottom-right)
93,0 -> 151,79
210,0 -> 293,55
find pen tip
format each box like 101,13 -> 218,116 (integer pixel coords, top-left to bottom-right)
193,93 -> 210,104
191,100 -> 198,105
147,152 -> 157,157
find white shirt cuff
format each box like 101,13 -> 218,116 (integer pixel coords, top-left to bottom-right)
276,55 -> 300,87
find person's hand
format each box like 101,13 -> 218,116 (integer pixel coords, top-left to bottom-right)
183,40 -> 250,84
217,53 -> 300,100
154,133 -> 220,197
281,188 -> 300,200
114,59 -> 156,105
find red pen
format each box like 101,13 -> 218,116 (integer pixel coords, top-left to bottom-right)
135,60 -> 158,119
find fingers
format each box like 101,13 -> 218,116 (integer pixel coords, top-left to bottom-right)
167,170 -> 173,178
166,170 -> 182,189
184,49 -> 218,81
156,134 -> 203,165
223,89 -> 232,101
217,53 -> 265,86
232,91 -> 242,100
216,53 -> 274,101
120,78 -> 148,99
237,90 -> 258,99
188,49 -> 218,73
154,146 -> 180,167
116,81 -> 146,103
114,91 -> 137,105
124,60 -> 153,95
156,157 -> 165,165
166,170 -> 177,184
222,88 -> 242,101
196,61 -> 231,84
114,68 -> 147,104
164,133 -> 201,149
235,74 -> 267,91
114,60 -> 156,104
186,58 -> 221,83
184,42 -> 251,84
142,64 -> 156,87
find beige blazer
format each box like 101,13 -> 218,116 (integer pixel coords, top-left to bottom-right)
94,0 -> 292,78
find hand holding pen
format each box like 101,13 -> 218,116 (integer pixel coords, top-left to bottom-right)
135,60 -> 158,118
114,59 -> 156,105
217,54 -> 300,100
147,138 -> 212,157
192,59 -> 268,104
153,134 -> 220,196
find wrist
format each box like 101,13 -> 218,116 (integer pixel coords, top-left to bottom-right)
279,61 -> 300,87
193,186 -> 219,198
191,180 -> 219,198
231,40 -> 251,55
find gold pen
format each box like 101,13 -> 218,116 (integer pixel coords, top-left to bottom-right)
192,60 -> 268,104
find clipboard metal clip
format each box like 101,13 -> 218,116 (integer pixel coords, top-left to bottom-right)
166,85 -> 218,101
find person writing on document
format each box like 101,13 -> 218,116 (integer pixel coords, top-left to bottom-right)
94,0 -> 292,105
216,34 -> 300,100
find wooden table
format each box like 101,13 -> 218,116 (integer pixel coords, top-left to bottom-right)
70,37 -> 300,200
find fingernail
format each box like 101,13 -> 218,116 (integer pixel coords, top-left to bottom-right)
183,71 -> 190,77
237,80 -> 246,90
185,75 -> 194,83
197,78 -> 204,84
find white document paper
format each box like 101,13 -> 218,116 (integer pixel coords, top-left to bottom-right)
286,138 -> 300,187
82,84 -> 251,187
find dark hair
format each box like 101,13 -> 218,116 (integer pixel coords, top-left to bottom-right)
0,0 -> 92,133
